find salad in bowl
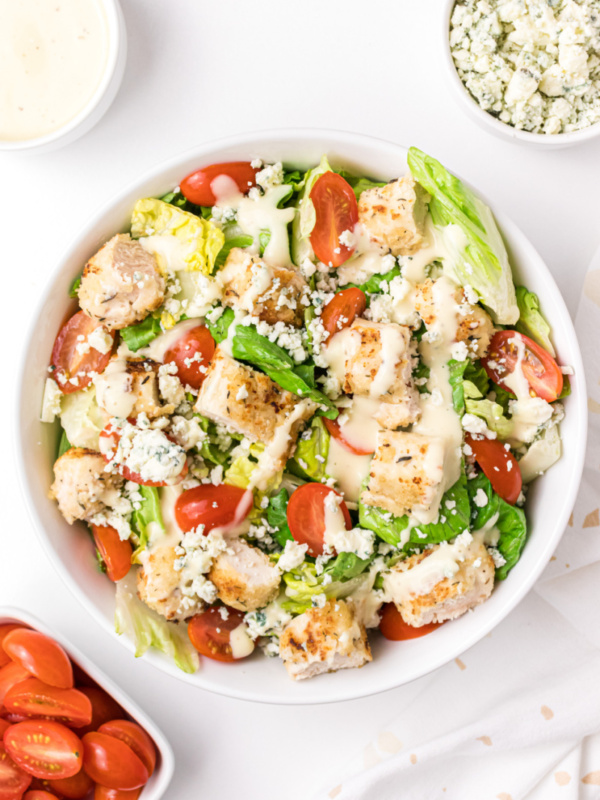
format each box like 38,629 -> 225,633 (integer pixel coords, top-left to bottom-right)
40,146 -> 570,683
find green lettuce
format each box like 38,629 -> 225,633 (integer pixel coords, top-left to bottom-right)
287,417 -> 330,481
57,429 -> 72,459
464,381 -> 513,439
120,314 -> 163,352
448,359 -> 491,415
518,425 -> 561,483
281,560 -> 371,615
194,414 -> 241,466
407,147 -> 518,325
266,488 -> 293,548
59,387 -> 106,451
515,286 -> 556,357
206,307 -> 235,343
336,173 -> 387,201
131,487 -> 164,561
130,198 -> 224,275
224,443 -> 282,494
214,234 -> 254,271
69,274 -> 82,298
291,155 -> 332,265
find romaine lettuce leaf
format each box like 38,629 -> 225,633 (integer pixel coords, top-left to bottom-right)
131,487 -> 164,561
517,425 -> 561,483
407,147 -> 518,325
214,234 -> 254,271
205,307 -> 235,343
464,381 -> 513,439
448,359 -> 491,415
120,314 -> 163,353
515,286 -> 556,357
281,560 -> 371,615
291,155 -> 332,265
266,488 -> 293,548
287,417 -> 330,481
57,429 -> 72,458
59,387 -> 107,451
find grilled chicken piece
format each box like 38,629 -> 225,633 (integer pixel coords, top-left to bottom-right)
209,538 -> 280,612
279,600 -> 372,681
94,357 -> 177,420
358,176 -> 429,256
50,448 -> 123,525
136,544 -> 204,622
383,537 -> 495,626
78,234 -> 165,330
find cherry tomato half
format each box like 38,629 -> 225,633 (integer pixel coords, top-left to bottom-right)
0,627 -> 26,670
50,312 -> 115,394
4,679 -> 92,728
286,483 -> 352,557
379,603 -> 442,640
97,721 -> 155,777
320,288 -> 366,342
24,791 -> 60,800
180,162 -> 258,206
323,416 -> 374,456
94,786 -> 142,800
310,172 -> 358,267
0,663 -> 32,706
188,607 -> 247,663
466,434 -> 522,506
0,721 -> 10,738
47,767 -> 94,798
0,741 -> 32,800
82,733 -> 148,791
4,721 -> 83,780
91,526 -> 132,583
175,484 -> 251,534
76,687 -> 125,737
2,630 -> 73,690
99,422 -> 187,487
482,330 -> 563,403
163,325 -> 215,391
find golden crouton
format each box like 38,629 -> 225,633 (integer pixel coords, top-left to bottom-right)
209,538 -> 280,612
358,176 -> 429,256
51,448 -> 123,525
136,544 -> 204,622
279,600 -> 372,681
125,360 -> 177,418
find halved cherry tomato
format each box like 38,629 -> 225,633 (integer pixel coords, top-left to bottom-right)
50,312 -> 115,394
0,721 -> 10,738
91,526 -> 132,583
99,421 -> 187,487
175,484 -> 251,534
0,741 -> 32,799
466,434 -> 522,505
4,679 -> 92,728
0,628 -> 26,670
94,786 -> 141,800
323,416 -> 374,456
481,330 -> 563,403
82,733 -> 148,791
310,172 -> 358,267
188,607 -> 247,663
2,631 -> 73,690
47,767 -> 94,799
0,663 -> 31,706
286,483 -> 352,557
163,325 -> 215,390
320,288 -> 366,342
24,791 -> 60,799
379,604 -> 442,640
180,162 -> 258,206
76,688 -> 125,737
97,721 -> 155,777
4,721 -> 83,780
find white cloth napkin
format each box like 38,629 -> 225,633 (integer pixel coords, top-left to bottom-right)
312,255 -> 600,800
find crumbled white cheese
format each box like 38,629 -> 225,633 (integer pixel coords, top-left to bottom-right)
278,540 -> 308,572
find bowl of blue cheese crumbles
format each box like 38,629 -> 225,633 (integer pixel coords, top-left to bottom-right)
446,0 -> 600,144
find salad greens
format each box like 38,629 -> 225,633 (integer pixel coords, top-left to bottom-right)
287,417 -> 330,481
120,313 -> 163,352
515,286 -> 556,357
131,486 -> 164,561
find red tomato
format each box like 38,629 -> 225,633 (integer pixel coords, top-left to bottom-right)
0,741 -> 32,800
188,607 -> 247,663
91,526 -> 132,583
286,483 -> 352,557
320,288 -> 366,342
323,416 -> 374,456
379,604 -> 442,640
466,434 -> 522,505
482,330 -> 563,403
163,325 -> 215,390
310,172 -> 358,267
97,721 -> 155,777
48,767 -> 94,799
82,733 -> 148,791
2,631 -> 73,690
0,721 -> 10,738
76,688 -> 125,737
175,484 -> 251,534
0,628 -> 26,670
24,792 -> 60,800
99,422 -> 187,487
50,312 -> 115,394
0,663 -> 31,706
4,679 -> 92,728
4,721 -> 83,780
94,786 -> 141,800
180,162 -> 258,206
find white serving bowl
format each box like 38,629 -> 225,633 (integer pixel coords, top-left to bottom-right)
442,0 -> 600,149
15,129 -> 587,704
0,606 -> 174,798
0,0 -> 127,154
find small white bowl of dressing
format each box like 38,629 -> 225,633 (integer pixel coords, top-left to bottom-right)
0,0 -> 126,154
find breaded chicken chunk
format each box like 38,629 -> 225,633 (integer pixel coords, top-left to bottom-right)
362,430 -> 445,519
136,544 -> 204,622
209,538 -> 280,612
279,600 -> 372,681
358,176 -> 429,256
78,234 -> 165,330
94,357 -> 177,419
383,536 -> 495,626
220,248 -> 308,327
51,448 -> 123,525
414,279 -> 495,359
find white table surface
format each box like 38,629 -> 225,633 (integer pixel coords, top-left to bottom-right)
2,1 -> 599,797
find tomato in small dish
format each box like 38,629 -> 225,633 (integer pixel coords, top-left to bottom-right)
465,434 -> 522,506
0,626 -> 26,670
482,330 -> 563,403
97,721 -> 155,777
4,721 -> 83,780
4,679 -> 92,728
188,607 -> 248,663
0,662 -> 30,706
175,484 -> 252,534
76,687 -> 125,737
50,312 -> 115,394
0,741 -> 32,799
180,162 -> 259,206
24,791 -> 60,800
320,288 -> 366,342
94,786 -> 142,800
2,630 -> 73,690
47,766 -> 94,799
82,732 -> 148,791
379,603 -> 442,641
286,483 -> 352,557
310,172 -> 358,267
163,325 -> 215,391
91,525 -> 133,583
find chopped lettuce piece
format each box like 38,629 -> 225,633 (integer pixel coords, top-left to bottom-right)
515,286 -> 556,357
407,147 -> 518,325
291,155 -> 332,265
206,307 -> 235,343
266,488 -> 293,548
131,487 -> 164,562
194,414 -> 240,466
281,560 -> 371,615
337,173 -> 387,201
57,429 -> 72,459
224,443 -> 282,493
69,273 -> 82,298
130,198 -> 224,275
214,234 -> 254,271
59,387 -> 107,451
448,359 -> 491,415
287,417 -> 330,481
518,425 -> 561,483
120,313 -> 163,353
464,381 -> 513,439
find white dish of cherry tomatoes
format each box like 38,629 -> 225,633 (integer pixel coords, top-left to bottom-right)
0,608 -> 174,799
16,130 -> 587,703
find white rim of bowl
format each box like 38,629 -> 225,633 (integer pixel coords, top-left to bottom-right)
14,127 -> 588,704
0,0 -> 124,152
441,0 -> 600,145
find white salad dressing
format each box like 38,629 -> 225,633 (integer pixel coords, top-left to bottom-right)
370,324 -> 408,398
93,352 -> 136,419
140,318 -> 204,363
501,333 -> 553,444
336,396 -> 381,453
325,437 -> 372,504
0,0 -> 109,142
229,623 -> 255,659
